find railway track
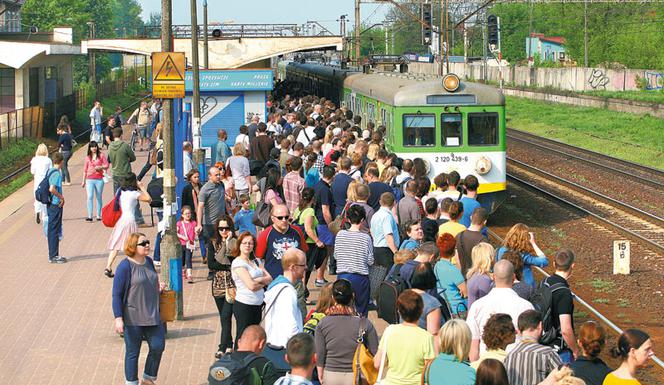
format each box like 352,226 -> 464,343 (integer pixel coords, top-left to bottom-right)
506,128 -> 664,190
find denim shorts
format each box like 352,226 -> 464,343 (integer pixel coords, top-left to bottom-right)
137,125 -> 148,138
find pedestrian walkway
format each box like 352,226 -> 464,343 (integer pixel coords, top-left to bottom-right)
0,143 -> 387,385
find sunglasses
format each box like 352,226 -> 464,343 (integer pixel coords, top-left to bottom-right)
272,215 -> 289,221
218,227 -> 230,231
137,240 -> 151,247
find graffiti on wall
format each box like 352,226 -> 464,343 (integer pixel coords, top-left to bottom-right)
645,72 -> 663,90
588,69 -> 610,89
200,96 -> 218,118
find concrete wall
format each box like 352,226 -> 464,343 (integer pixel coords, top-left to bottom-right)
408,62 -> 663,92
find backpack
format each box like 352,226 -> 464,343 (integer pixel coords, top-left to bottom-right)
35,169 -> 57,205
377,264 -> 411,324
303,311 -> 325,336
531,278 -> 569,346
390,177 -> 408,203
208,352 -> 265,385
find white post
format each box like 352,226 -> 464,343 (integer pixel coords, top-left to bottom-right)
613,240 -> 630,275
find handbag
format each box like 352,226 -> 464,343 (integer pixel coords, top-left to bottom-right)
374,325 -> 392,385
101,190 -> 122,228
223,273 -> 236,304
211,271 -> 234,299
252,200 -> 272,228
328,201 -> 351,235
353,318 -> 378,385
102,171 -> 111,184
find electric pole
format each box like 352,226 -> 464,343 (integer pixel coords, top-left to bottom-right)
583,0 -> 588,67
160,0 -> 183,320
355,0 -> 361,64
340,15 -> 347,66
87,22 -> 96,84
203,0 -> 209,69
190,0 -> 203,178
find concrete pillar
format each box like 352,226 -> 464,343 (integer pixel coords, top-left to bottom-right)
14,68 -> 24,109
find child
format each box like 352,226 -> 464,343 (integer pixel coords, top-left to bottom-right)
176,206 -> 197,283
233,194 -> 256,236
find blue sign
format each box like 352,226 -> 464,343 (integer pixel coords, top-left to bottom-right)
185,70 -> 273,92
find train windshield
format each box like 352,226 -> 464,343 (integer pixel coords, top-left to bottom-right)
468,113 -> 499,146
402,114 -> 435,147
441,114 -> 462,147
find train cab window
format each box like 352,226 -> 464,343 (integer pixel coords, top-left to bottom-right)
403,114 -> 436,147
441,114 -> 462,147
468,112 -> 499,146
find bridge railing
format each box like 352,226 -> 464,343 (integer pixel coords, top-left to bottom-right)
112,23 -> 336,39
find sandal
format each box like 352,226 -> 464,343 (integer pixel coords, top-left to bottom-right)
104,268 -> 114,278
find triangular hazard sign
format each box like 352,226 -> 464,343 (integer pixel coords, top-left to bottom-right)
154,54 -> 184,81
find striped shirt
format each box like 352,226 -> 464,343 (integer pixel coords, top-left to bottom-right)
504,339 -> 562,385
334,229 -> 374,275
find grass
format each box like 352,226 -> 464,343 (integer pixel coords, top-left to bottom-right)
617,298 -> 630,308
592,298 -> 610,304
589,278 -> 616,293
0,172 -> 32,202
506,96 -> 664,170
0,138 -> 38,176
582,90 -> 664,104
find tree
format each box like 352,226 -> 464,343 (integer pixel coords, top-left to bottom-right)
112,0 -> 144,38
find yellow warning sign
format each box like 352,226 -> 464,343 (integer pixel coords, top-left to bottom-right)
151,52 -> 185,99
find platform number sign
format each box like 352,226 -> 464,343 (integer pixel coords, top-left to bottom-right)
613,240 -> 630,275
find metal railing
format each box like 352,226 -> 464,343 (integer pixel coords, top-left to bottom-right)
0,106 -> 43,149
112,23 -> 337,39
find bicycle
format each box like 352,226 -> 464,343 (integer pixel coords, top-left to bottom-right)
129,125 -> 139,151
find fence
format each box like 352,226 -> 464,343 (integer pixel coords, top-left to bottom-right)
75,71 -> 141,111
0,106 -> 43,149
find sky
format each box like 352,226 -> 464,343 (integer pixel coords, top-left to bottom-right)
137,0 -> 389,33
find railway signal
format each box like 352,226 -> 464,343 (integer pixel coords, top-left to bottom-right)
421,2 -> 432,45
487,15 -> 500,52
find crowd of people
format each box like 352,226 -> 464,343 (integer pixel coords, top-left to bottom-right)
29,92 -> 656,385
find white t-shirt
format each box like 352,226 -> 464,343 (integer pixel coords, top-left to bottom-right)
119,190 -> 141,220
466,287 -> 534,355
296,126 -> 316,147
235,134 -> 250,150
231,257 -> 265,305
226,156 -> 250,191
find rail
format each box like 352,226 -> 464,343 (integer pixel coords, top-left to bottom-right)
487,229 -> 664,372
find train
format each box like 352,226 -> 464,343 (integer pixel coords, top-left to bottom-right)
277,60 -> 507,213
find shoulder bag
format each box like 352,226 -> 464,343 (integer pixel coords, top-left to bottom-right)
353,317 -> 378,385
329,201 -> 351,235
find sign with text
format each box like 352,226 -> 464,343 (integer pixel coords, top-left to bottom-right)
151,52 -> 185,99
613,240 -> 630,275
184,70 -> 273,92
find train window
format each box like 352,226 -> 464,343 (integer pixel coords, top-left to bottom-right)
468,112 -> 499,146
380,108 -> 387,127
441,114 -> 462,147
368,103 -> 375,122
403,114 -> 436,147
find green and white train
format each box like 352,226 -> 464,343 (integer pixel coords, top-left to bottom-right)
279,61 -> 506,212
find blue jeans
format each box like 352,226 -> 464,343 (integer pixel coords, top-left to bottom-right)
181,246 -> 192,269
47,204 -> 63,258
153,211 -> 163,262
86,179 -> 104,218
559,349 -> 574,364
339,272 -> 370,317
123,324 -> 165,385
61,150 -> 71,183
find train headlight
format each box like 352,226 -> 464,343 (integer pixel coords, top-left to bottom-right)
442,74 -> 460,92
475,156 -> 492,175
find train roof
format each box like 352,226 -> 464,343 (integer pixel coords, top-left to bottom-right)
286,61 -> 359,79
343,72 -> 505,106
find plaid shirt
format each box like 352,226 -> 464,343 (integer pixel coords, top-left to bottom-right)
283,171 -> 305,217
315,153 -> 325,175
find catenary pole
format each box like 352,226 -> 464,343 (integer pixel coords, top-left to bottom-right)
160,0 -> 183,320
355,0 -> 361,64
190,0 -> 204,181
203,0 -> 209,69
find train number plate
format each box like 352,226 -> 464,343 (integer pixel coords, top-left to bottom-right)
433,154 -> 469,163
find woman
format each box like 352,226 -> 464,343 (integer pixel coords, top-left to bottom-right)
409,263 -> 443,347
496,223 -> 548,288
303,282 -> 334,335
304,152 -> 320,188
424,319 -> 475,385
435,233 -> 467,317
569,321 -> 612,385
216,162 -> 236,215
380,166 -> 399,186
474,359 -> 509,385
112,233 -> 165,385
315,279 -> 379,385
30,143 -> 52,224
263,167 -> 283,206
348,152 -> 363,182
438,201 -> 466,238
57,124 -> 73,185
499,249 -> 534,301
226,143 -> 251,197
603,329 -> 653,385
373,290 -> 435,385
293,187 -> 325,293
105,173 -> 152,277
470,313 -> 515,369
235,125 -> 250,151
399,220 -> 424,250
209,216 -> 238,358
231,232 -> 272,347
466,242 -> 495,308
81,141 -> 109,222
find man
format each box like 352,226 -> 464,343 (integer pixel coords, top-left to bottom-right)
283,113 -> 296,136
349,183 -> 374,233
313,166 -> 336,279
108,127 -> 142,225
148,98 -> 161,138
264,249 -> 306,348
541,249 -> 578,363
102,116 -> 115,148
283,156 -> 305,217
467,259 -> 534,361
127,100 -> 152,151
369,192 -> 400,298
256,204 -> 308,279
250,123 -> 274,164
421,198 -> 441,242
399,241 -> 439,285
396,180 -> 422,230
311,141 -> 325,175
182,141 -> 195,176
324,138 -> 344,166
195,167 -> 226,277
274,333 -> 317,385
295,118 -> 316,147
311,104 -> 322,120
248,114 -> 260,145
439,171 -> 462,201
504,310 -> 562,385
459,174 -> 482,227
89,100 -> 103,143
455,207 -> 489,277
330,157 -> 352,217
215,129 -> 231,165
209,325 -> 280,385
365,167 -> 392,212
46,153 -> 67,264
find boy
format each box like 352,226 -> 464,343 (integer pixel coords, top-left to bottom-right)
234,194 -> 256,236
274,333 -> 316,385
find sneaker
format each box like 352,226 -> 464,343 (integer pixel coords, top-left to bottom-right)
314,279 -> 329,287
85,217 -> 93,222
49,256 -> 67,264
104,268 -> 114,278
63,182 -> 71,186
214,350 -> 224,359
153,260 -> 161,267
95,217 -> 102,221
187,275 -> 193,284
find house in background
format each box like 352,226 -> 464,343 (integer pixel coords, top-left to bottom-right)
526,33 -> 567,63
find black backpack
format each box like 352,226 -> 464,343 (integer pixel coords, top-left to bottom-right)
377,264 -> 411,324
208,352 -> 264,385
35,169 -> 57,205
531,278 -> 569,346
